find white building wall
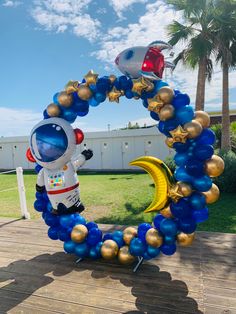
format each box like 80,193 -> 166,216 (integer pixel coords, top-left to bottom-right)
0,127 -> 173,170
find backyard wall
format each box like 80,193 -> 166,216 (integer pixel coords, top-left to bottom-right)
0,127 -> 172,170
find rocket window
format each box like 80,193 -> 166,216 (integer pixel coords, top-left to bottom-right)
124,50 -> 134,60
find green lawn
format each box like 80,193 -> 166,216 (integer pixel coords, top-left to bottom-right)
0,173 -> 235,233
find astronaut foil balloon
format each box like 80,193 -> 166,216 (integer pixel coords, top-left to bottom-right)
115,40 -> 175,80
28,117 -> 93,215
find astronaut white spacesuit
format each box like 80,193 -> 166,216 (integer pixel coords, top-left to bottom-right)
29,117 -> 93,215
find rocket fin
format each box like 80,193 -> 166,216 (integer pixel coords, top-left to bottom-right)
148,40 -> 172,51
164,61 -> 175,70
139,70 -> 161,80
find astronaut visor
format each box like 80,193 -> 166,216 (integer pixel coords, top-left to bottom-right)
31,123 -> 68,162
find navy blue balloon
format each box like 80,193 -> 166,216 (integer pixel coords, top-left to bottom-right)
193,145 -> 214,161
172,93 -> 190,109
142,99 -> 148,108
58,228 -> 71,242
60,215 -> 75,228
138,223 -> 152,243
192,175 -> 212,192
174,152 -> 189,166
196,129 -> 216,145
174,167 -> 192,183
175,106 -> 194,124
48,227 -> 58,240
47,201 -> 53,213
74,242 -> 89,258
64,240 -> 76,253
161,243 -> 176,255
112,230 -> 125,247
189,192 -> 206,210
150,111 -> 160,121
158,121 -> 171,137
103,233 -> 113,241
186,158 -> 204,177
87,228 -> 102,246
119,75 -> 133,90
114,79 -> 121,90
170,199 -> 192,218
34,199 -> 47,212
178,218 -> 197,234
192,207 -> 209,223
129,238 -> 146,256
173,141 -> 190,153
74,101 -> 89,112
125,89 -> 134,99
147,245 -> 160,258
96,77 -> 111,93
163,118 -> 179,133
74,214 -> 86,225
43,109 -> 50,119
94,92 -> 106,103
44,212 -> 59,227
160,219 -> 177,236
77,108 -> 89,117
86,222 -> 98,230
153,214 -> 165,230
174,89 -> 180,95
88,97 -> 99,107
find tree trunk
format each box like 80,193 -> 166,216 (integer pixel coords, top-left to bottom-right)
221,61 -> 231,151
195,57 -> 207,111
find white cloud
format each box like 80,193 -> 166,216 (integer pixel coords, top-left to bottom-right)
2,0 -> 21,7
31,0 -> 100,41
107,0 -> 147,19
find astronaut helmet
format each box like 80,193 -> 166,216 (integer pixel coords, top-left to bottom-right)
28,117 -> 84,170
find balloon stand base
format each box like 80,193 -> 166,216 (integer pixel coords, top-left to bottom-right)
76,258 -> 83,264
133,257 -> 144,273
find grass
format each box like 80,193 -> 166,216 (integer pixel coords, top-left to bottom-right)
0,173 -> 235,233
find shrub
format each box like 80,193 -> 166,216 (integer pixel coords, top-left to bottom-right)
164,156 -> 176,173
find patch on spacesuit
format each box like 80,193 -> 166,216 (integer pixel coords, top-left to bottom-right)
48,172 -> 65,189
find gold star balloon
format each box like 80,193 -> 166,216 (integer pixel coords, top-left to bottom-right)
65,80 -> 79,94
108,87 -> 122,103
84,70 -> 98,85
170,125 -> 189,144
147,94 -> 164,114
132,77 -> 150,95
168,184 -> 184,203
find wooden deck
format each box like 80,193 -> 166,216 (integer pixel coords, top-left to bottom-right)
0,218 -> 235,314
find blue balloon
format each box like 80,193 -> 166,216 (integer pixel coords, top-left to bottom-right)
74,101 -> 89,112
150,111 -> 160,121
160,219 -> 177,236
43,109 -> 50,119
88,97 -> 99,107
64,240 -> 76,254
160,243 -> 176,255
174,167 -> 192,183
77,108 -> 89,117
174,89 -> 180,95
189,192 -> 206,210
196,129 -> 216,145
142,99 -> 148,108
58,228 -> 71,242
96,77 -> 111,93
34,199 -> 47,212
95,241 -> 103,254
175,106 -> 194,124
186,158 -> 204,177
173,141 -> 190,152
103,233 -> 113,241
174,152 -> 189,166
142,251 -> 153,260
87,228 -> 102,246
60,215 -> 75,228
53,92 -> 59,104
192,207 -> 209,223
44,212 -> 59,227
172,93 -> 190,109
158,121 -> 170,136
192,175 -> 212,192
193,145 -> 214,161
86,222 -> 98,230
170,199 -> 192,218
94,92 -> 106,103
129,238 -> 146,256
163,119 -> 179,133
114,79 -> 121,90
61,109 -> 77,123
153,214 -> 165,230
35,191 -> 44,200
74,242 -> 89,258
47,201 -> 53,213
155,80 -> 168,91
112,230 -> 125,247
119,75 -> 133,90
138,223 -> 152,242
74,214 -> 86,225
125,89 -> 134,99
48,227 -> 58,240
164,235 -> 176,245
147,245 -> 160,258
89,246 -> 101,259
178,218 -> 197,233
35,164 -> 42,174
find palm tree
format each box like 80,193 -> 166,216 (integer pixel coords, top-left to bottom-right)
166,0 -> 215,111
212,0 -> 236,151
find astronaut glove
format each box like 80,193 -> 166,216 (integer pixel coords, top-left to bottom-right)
81,149 -> 93,160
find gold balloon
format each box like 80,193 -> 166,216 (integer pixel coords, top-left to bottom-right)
46,103 -> 60,117
202,183 -> 220,204
177,232 -> 195,247
101,240 -> 119,260
109,74 -> 117,83
159,104 -> 175,121
195,111 -> 210,128
205,155 -> 225,177
145,228 -> 163,248
77,84 -> 93,100
58,91 -> 73,107
165,137 -> 174,148
71,224 -> 88,243
177,181 -> 192,197
160,206 -> 173,218
123,227 -> 137,245
157,86 -> 174,104
184,120 -> 203,138
118,246 -> 135,265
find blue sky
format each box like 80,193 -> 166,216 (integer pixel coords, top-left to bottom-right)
1,0 -> 236,136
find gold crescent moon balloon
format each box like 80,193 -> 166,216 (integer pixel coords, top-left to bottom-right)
129,156 -> 174,212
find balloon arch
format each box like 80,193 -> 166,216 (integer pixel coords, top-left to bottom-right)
27,57 -> 224,267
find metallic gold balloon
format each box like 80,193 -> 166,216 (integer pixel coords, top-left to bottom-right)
58,91 -> 73,107
157,86 -> 174,104
195,111 -> 210,128
202,183 -> 220,204
123,227 -> 137,245
77,84 -> 93,100
184,120 -> 203,138
159,104 -> 175,121
109,74 -> 117,83
205,155 -> 225,177
46,103 -> 60,117
101,240 -> 119,260
165,137 -> 174,148
118,246 -> 135,265
177,232 -> 195,247
177,181 -> 192,197
160,206 -> 173,218
145,228 -> 163,247
71,224 -> 88,243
